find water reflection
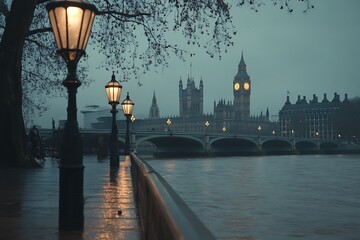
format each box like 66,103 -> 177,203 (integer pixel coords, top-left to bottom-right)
147,155 -> 360,240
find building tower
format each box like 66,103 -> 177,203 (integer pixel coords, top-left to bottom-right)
233,52 -> 251,121
179,76 -> 204,118
149,91 -> 160,119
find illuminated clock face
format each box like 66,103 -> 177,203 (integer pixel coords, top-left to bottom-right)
244,82 -> 250,90
234,83 -> 240,91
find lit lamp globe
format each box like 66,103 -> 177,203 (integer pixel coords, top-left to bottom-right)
105,72 -> 122,106
121,92 -> 135,116
47,0 -> 97,65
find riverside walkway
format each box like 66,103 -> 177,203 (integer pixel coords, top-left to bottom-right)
0,156 -> 141,240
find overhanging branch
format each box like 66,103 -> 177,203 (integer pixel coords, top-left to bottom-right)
97,10 -> 150,17
28,27 -> 52,36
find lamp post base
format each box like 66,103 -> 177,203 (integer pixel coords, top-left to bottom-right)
110,155 -> 119,167
59,164 -> 84,231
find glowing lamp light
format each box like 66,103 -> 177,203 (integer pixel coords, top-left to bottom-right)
105,72 -> 122,105
47,0 -> 97,63
121,92 -> 135,116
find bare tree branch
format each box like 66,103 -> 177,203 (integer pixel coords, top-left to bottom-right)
97,10 -> 151,17
28,27 -> 52,36
36,0 -> 50,5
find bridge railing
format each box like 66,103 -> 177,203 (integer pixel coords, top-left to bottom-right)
130,153 -> 216,240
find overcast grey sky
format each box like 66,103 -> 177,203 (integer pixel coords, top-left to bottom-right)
36,0 -> 360,128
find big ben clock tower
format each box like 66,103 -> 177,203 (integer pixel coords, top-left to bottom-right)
233,52 -> 251,121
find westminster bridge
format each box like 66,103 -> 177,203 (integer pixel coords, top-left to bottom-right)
38,128 -> 344,156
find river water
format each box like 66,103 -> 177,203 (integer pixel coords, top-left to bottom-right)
146,154 -> 360,240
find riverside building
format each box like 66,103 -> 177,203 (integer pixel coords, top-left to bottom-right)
278,93 -> 349,139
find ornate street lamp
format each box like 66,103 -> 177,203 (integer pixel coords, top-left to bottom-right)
121,92 -> 134,155
46,0 -> 97,231
105,72 -> 122,167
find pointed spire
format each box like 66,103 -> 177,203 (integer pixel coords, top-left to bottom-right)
235,51 -> 249,78
285,96 -> 291,105
152,90 -> 157,104
266,107 -> 269,117
190,63 -> 192,80
240,50 -> 245,65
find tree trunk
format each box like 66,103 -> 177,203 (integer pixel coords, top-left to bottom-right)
0,0 -> 36,167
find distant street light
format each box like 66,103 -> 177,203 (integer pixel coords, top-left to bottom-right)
130,115 -> 136,133
105,72 -> 122,167
257,125 -> 261,135
46,0 -> 97,231
205,120 -> 210,134
272,130 -> 276,136
130,115 -> 136,149
121,92 -> 134,155
222,126 -> 227,133
166,118 -> 172,132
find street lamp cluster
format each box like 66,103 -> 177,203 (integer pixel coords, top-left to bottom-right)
46,0 -> 135,231
105,75 -> 135,160
105,73 -> 135,165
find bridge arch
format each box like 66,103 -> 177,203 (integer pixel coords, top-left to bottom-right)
210,137 -> 258,155
262,139 -> 293,153
136,135 -> 205,156
295,140 -> 317,152
320,141 -> 339,150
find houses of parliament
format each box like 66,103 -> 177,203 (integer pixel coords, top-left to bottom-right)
85,52 -> 274,135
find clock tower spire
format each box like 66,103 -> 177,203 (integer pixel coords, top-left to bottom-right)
233,51 -> 251,121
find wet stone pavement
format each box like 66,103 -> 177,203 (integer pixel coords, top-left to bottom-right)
0,156 -> 141,240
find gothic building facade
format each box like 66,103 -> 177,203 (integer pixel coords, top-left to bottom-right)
279,93 -> 349,139
85,52 -> 274,135
179,77 -> 203,118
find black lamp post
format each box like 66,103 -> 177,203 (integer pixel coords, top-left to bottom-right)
46,0 -> 97,231
105,72 -> 122,167
121,92 -> 134,155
